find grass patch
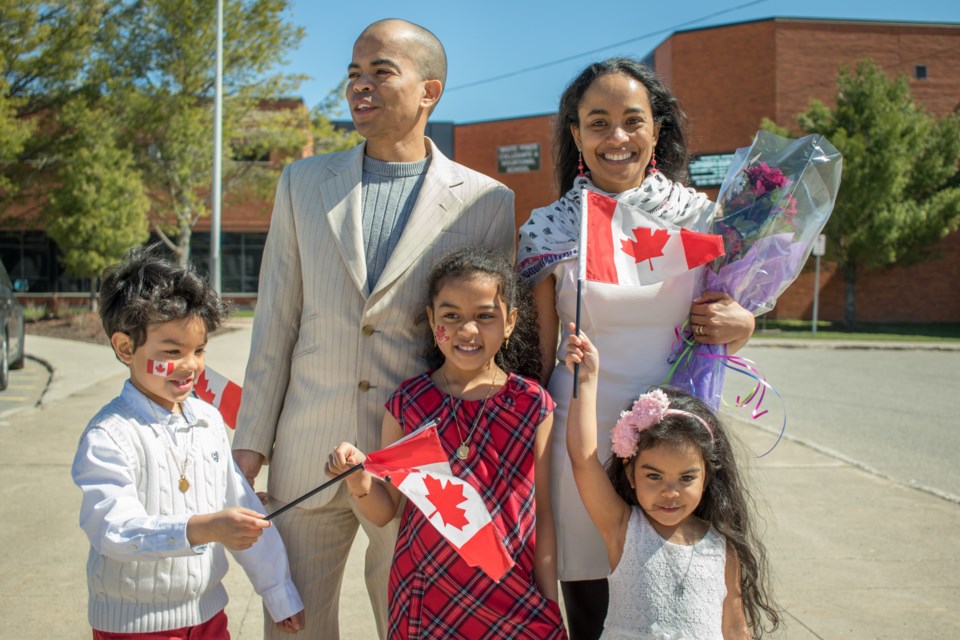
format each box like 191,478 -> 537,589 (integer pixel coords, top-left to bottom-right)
23,303 -> 47,322
753,319 -> 960,342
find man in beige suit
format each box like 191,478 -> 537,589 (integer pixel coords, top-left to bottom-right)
232,18 -> 515,640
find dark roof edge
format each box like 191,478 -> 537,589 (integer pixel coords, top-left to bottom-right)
455,112 -> 556,126
646,16 -> 960,55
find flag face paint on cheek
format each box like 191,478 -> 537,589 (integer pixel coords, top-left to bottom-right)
435,325 -> 449,345
147,359 -> 175,377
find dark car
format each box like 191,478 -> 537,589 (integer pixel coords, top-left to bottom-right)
0,261 -> 26,390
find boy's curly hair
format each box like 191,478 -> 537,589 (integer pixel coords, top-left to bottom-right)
99,244 -> 229,350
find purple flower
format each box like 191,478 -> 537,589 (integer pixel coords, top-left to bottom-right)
746,162 -> 790,197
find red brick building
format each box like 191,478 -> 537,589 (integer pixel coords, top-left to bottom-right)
7,19 -> 958,321
453,18 -> 960,323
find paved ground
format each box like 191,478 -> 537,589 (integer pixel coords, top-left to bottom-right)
1,326 -> 958,638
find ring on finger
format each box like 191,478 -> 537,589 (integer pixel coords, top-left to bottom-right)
695,324 -> 705,337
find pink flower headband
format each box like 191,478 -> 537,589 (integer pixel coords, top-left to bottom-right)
610,388 -> 714,458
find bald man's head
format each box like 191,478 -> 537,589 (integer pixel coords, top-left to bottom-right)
358,19 -> 447,92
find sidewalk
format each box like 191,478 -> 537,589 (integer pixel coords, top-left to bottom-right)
2,327 -> 957,638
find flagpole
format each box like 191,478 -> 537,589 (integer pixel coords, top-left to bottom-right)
573,188 -> 588,399
265,464 -> 362,521
573,279 -> 582,398
210,0 -> 224,293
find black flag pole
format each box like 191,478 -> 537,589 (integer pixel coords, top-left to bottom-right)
265,463 -> 363,521
573,186 -> 587,399
573,278 -> 583,398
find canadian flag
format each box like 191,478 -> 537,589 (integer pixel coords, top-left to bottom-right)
579,190 -> 724,285
364,423 -> 515,582
147,359 -> 175,377
194,367 -> 243,429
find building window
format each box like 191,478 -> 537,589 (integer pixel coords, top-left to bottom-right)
914,65 -> 928,80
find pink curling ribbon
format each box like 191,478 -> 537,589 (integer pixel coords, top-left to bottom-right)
665,321 -> 786,457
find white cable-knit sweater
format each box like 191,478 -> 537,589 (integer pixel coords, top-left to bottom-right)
72,380 -> 302,633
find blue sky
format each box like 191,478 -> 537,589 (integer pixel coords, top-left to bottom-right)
279,0 -> 958,123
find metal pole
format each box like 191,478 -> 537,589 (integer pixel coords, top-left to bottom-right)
210,0 -> 224,293
812,254 -> 821,335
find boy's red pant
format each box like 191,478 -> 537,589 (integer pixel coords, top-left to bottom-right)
92,609 -> 229,640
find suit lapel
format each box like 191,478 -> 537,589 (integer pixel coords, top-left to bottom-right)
371,140 -> 463,297
322,143 -> 367,296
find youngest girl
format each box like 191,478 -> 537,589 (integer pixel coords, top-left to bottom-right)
564,327 -> 779,639
328,247 -> 567,640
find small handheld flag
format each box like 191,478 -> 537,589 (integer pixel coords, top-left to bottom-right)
578,190 -> 724,285
365,422 -> 515,582
194,367 -> 243,429
572,190 -> 723,397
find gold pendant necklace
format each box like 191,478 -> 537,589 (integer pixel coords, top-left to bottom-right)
438,367 -> 499,460
147,399 -> 193,492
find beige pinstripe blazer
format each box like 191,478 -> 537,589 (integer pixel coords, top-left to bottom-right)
233,139 -> 516,508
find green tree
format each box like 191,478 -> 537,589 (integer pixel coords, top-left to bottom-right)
762,59 -> 960,325
99,0 -> 307,265
44,101 -> 150,308
0,0 -> 105,218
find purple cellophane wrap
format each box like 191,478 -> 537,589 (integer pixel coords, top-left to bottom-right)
667,131 -> 842,408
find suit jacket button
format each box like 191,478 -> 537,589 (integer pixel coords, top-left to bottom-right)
358,380 -> 371,392
361,325 -> 375,337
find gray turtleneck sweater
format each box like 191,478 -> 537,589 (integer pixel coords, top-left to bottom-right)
361,154 -> 430,293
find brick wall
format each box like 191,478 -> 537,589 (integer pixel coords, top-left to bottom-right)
659,20 -> 778,154
774,231 -> 960,322
774,20 -> 960,126
454,114 -> 556,230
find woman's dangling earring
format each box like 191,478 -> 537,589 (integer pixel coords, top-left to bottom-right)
577,150 -> 586,177
648,151 -> 659,175
504,336 -> 510,350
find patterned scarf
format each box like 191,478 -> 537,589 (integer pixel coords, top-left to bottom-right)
517,172 -> 713,284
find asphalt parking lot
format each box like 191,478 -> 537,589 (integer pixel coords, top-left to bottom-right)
0,355 -> 49,420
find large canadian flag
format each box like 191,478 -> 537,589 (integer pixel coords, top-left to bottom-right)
194,367 -> 243,429
364,423 -> 515,582
579,190 -> 724,285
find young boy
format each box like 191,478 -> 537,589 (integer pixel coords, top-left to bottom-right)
71,246 -> 304,638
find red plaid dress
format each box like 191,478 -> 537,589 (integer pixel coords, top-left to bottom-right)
385,372 -> 567,640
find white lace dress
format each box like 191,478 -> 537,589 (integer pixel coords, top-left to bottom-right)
601,508 -> 727,640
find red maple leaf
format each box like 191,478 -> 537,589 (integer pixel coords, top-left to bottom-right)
621,227 -> 670,270
423,474 -> 470,529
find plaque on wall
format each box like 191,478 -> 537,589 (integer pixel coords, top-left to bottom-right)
688,152 -> 736,188
497,143 -> 541,174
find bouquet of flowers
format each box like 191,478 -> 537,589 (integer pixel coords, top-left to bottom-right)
666,130 -> 842,411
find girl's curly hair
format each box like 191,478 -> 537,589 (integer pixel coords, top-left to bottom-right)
607,386 -> 781,636
419,246 -> 541,380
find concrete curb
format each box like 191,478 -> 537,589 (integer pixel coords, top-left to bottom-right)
749,338 -> 960,351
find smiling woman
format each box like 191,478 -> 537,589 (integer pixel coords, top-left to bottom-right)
570,73 -> 660,195
516,57 -> 757,640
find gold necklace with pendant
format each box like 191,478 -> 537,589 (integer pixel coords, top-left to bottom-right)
438,366 -> 499,460
148,400 -> 194,492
